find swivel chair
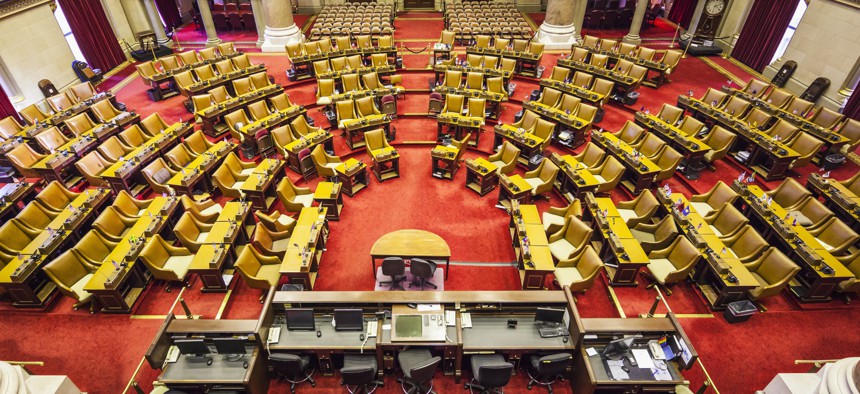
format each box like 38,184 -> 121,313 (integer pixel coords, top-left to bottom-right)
397,349 -> 441,394
525,353 -> 573,393
464,354 -> 513,393
341,354 -> 383,394
379,257 -> 407,290
269,353 -> 316,393
410,258 -> 437,290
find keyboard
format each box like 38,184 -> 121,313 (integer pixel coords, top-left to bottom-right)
538,326 -> 567,338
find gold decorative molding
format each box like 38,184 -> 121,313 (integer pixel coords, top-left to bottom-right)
0,0 -> 53,20
831,0 -> 860,9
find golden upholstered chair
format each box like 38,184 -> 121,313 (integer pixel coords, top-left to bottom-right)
316,79 -> 335,105
184,129 -> 216,156
43,251 -> 97,311
531,119 -> 555,151
64,113 -> 100,137
837,119 -> 860,155
7,143 -> 46,178
35,181 -> 80,213
678,116 -> 705,136
616,190 -> 659,228
633,134 -> 667,161
689,181 -> 738,216
178,50 -> 200,66
439,30 -> 455,46
571,70 -> 593,88
487,141 -> 520,175
589,54 -> 608,68
277,176 -> 314,212
75,151 -> 111,187
765,178 -> 810,210
701,126 -> 736,166
721,227 -> 768,263
643,236 -> 699,295
548,216 -> 593,261
840,172 -> 860,195
68,81 -> 98,102
542,200 -> 583,235
785,195 -> 834,230
0,221 -> 40,255
223,152 -> 255,177
653,147 -> 683,183
20,104 -> 51,125
173,212 -> 214,252
718,96 -> 750,118
656,104 -> 684,125
96,136 -> 133,163
836,252 -> 860,296
251,223 -> 291,259
743,248 -> 800,301
588,156 -> 625,194
14,202 -> 58,231
0,116 -> 23,139
34,127 -> 70,153
523,158 -> 558,198
704,203 -> 748,239
573,142 -> 606,169
46,93 -> 74,112
336,100 -> 357,129
808,218 -> 859,256
742,78 -> 770,97
224,109 -> 252,142
554,245 -> 604,293
90,100 -> 125,123
163,144 -> 196,170
235,246 -> 281,300
92,206 -> 137,243
364,128 -> 393,159
611,121 -> 645,145
270,92 -> 295,113
142,158 -> 178,195
270,125 -> 295,158
355,96 -> 381,117
474,35 -> 491,48
118,125 -> 148,147
211,164 -> 247,199
140,234 -> 194,291
193,64 -> 216,82
311,145 -> 342,179
342,73 -> 361,92
214,59 -> 235,75
255,210 -> 296,233
113,190 -> 153,217
291,115 -> 321,137
787,132 -> 824,170
785,97 -> 813,117
70,231 -> 117,266
465,72 -> 483,90
313,60 -> 332,76
246,100 -> 271,122
548,67 -> 569,83
810,107 -> 844,130
140,113 -> 172,136
512,110 -> 539,132
699,87 -> 728,107
441,94 -> 464,115
630,215 -> 678,255
180,195 -> 222,222
591,79 -> 615,106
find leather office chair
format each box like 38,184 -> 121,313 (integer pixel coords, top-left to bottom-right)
743,248 -> 800,301
810,107 -> 845,130
630,215 -> 678,255
269,353 -> 316,393
113,190 -> 154,218
441,94 -> 464,116
14,202 -> 58,231
785,195 -> 833,230
70,231 -> 117,267
379,257 -> 407,290
839,172 -> 860,195
677,116 -> 705,136
465,72 -> 484,90
68,81 -> 98,102
34,127 -> 70,153
181,130 -> 214,157
235,246 -> 281,301
6,143 -> 46,178
765,178 -> 810,210
119,125 -> 149,148
632,133 -> 666,161
75,151 -> 111,187
554,245 -> 603,293
465,354 -> 513,394
588,156 -> 625,194
341,354 -> 382,394
90,100 -> 125,123
701,126 -> 736,167
512,110 -> 539,133
251,223 -> 291,259
97,136 -> 134,163
409,258 -> 437,290
46,93 -> 74,112
548,216 -> 593,261
548,67 -> 569,83
223,152 -> 255,177
787,132 -> 824,171
180,195 -> 222,223
276,177 -> 314,212
642,236 -> 699,295
616,190 -> 659,228
704,203 -> 748,239
271,125 -> 295,158
35,181 -> 80,213
173,212 -> 215,253
653,147 -> 683,183
611,120 -> 645,145
256,210 -> 296,234
785,97 -> 814,117
355,96 -> 381,118
742,78 -> 770,97
316,79 -> 335,106
212,164 -> 248,199
310,145 -> 341,181
525,353 -> 573,392
531,119 -> 555,151
139,234 -> 194,292
487,141 -> 520,175
837,119 -> 860,155
43,251 -> 97,311
542,200 -> 583,235
808,218 -> 859,256
0,221 -> 40,256
397,349 -> 440,394
699,88 -> 728,108
140,113 -> 172,137
689,181 -> 738,216
92,206 -> 137,243
0,116 -> 24,139
523,158 -> 559,199
718,96 -> 750,118
763,119 -> 799,142
142,158 -> 178,196
572,142 -> 606,169
721,227 -> 768,263
336,100 -> 357,129
836,252 -> 860,297
656,104 -> 684,125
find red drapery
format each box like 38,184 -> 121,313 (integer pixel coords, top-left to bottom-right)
155,0 -> 183,30
667,0 -> 696,29
0,86 -> 19,121
56,0 -> 127,71
732,0 -> 800,72
843,89 -> 860,121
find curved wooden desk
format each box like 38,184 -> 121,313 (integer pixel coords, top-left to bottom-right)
370,229 -> 451,280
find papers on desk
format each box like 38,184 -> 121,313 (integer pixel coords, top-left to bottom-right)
607,360 -> 628,380
417,304 -> 441,312
632,349 -> 656,369
586,347 -> 598,357
652,360 -> 672,381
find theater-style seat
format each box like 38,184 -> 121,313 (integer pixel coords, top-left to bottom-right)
743,248 -> 800,301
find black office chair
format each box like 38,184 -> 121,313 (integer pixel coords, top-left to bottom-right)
379,257 -> 407,290
341,354 -> 383,393
397,349 -> 441,394
409,258 -> 437,290
525,353 -> 573,393
464,354 -> 513,393
270,353 -> 316,393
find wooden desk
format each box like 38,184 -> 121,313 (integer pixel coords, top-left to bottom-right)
279,207 -> 328,290
510,202 -> 556,289
493,124 -> 545,169
188,244 -> 234,292
182,64 -> 268,97
523,100 -> 593,149
549,153 -> 600,203
566,44 -> 671,87
465,46 -> 541,77
159,346 -> 266,394
240,158 -> 285,211
464,158 -> 498,196
431,144 -> 459,180
186,202 -> 253,292
634,112 -> 711,171
556,57 -> 641,93
538,79 -> 606,109
436,113 -> 484,147
166,140 -> 236,196
101,123 -> 191,197
590,131 -> 660,195
238,104 -> 307,158
433,64 -> 513,85
807,174 -> 860,232
498,174 -> 533,209
342,114 -> 391,150
0,182 -> 37,222
368,146 -> 400,182
370,229 -> 451,280
433,85 -> 508,105
335,158 -> 369,197
195,85 -> 284,137
282,131 -> 334,174
313,182 -> 343,221
583,194 -> 649,286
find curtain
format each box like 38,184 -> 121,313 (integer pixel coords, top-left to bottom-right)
0,87 -> 18,121
843,89 -> 860,121
155,0 -> 183,30
56,0 -> 127,71
732,0 -> 800,72
667,0 -> 696,29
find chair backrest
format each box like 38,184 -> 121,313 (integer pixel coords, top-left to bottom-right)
269,353 -> 305,377
410,258 -> 436,279
381,257 -> 405,276
341,365 -> 376,386
410,356 -> 441,384
537,353 -> 573,377
477,361 -> 513,389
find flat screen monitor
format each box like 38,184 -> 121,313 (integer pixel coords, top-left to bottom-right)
174,339 -> 210,357
285,308 -> 316,331
394,315 -> 423,338
334,308 -> 364,331
213,338 -> 247,356
534,307 -> 565,324
602,336 -> 637,360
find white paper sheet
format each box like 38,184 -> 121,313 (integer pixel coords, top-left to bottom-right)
586,347 -> 598,357
632,349 -> 656,369
417,304 -> 441,311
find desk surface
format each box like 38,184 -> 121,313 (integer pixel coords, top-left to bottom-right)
462,315 -> 571,350
160,346 -> 257,383
270,317 -> 374,350
272,290 -> 569,304
370,229 -> 451,258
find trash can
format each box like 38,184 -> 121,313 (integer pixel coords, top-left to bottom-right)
684,160 -> 707,180
514,109 -> 524,123
530,89 -> 541,102
724,300 -> 756,323
623,91 -> 640,106
822,154 -> 845,171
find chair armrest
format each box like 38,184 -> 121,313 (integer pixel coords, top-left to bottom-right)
258,252 -> 282,265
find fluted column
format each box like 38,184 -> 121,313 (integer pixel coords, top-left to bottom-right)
537,0 -> 577,50
121,0 -> 152,49
0,57 -> 23,106
196,0 -> 222,46
261,0 -> 303,52
100,0 -> 136,56
681,0 -> 707,41
717,0 -> 754,53
623,0 -> 650,45
571,0 -> 588,42
251,0 -> 266,47
141,0 -> 172,46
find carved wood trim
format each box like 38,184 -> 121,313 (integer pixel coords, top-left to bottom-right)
0,0 -> 53,19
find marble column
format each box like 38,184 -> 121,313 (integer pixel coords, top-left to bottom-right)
121,0 -> 152,49
196,0 -> 222,46
141,0 -> 172,46
572,0 -> 588,42
261,0 -> 303,52
100,0 -> 136,56
537,0 -> 577,50
623,0 -> 650,45
681,0 -> 707,41
0,57 -> 23,105
716,0 -> 754,52
251,0 -> 266,47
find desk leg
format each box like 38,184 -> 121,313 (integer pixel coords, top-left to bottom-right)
371,257 -> 378,279
445,258 -> 449,280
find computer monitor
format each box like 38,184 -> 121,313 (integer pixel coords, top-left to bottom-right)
602,336 -> 637,361
393,315 -> 423,339
534,307 -> 565,325
213,338 -> 247,357
334,308 -> 364,331
285,308 -> 316,331
174,339 -> 211,357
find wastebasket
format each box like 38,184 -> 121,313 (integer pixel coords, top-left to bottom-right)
724,300 -> 756,323
822,154 -> 845,171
